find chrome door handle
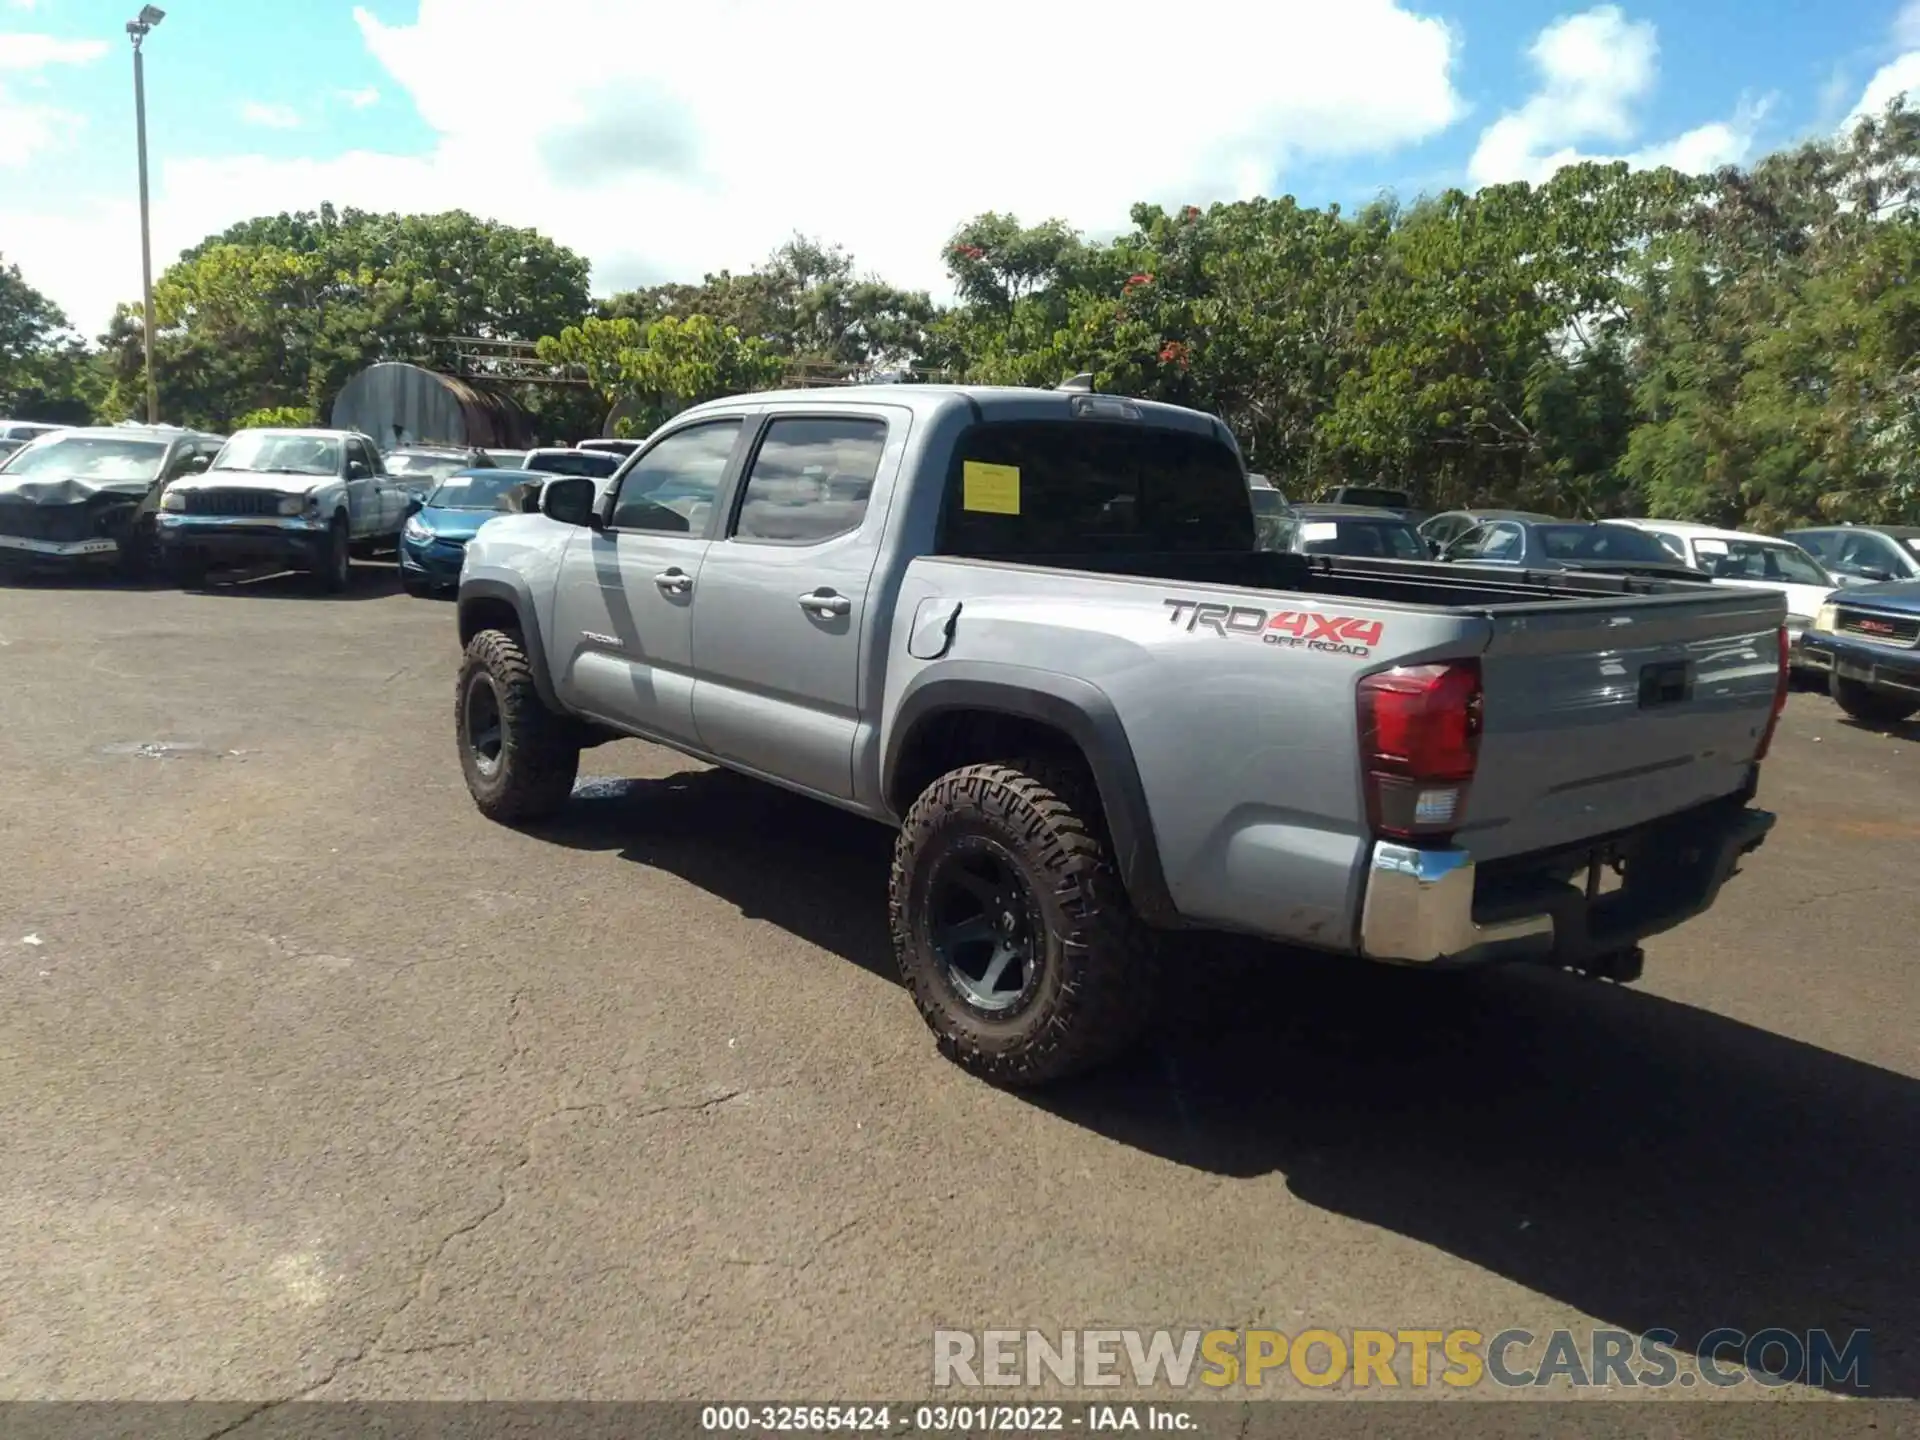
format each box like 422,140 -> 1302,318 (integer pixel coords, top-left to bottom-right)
654,569 -> 692,595
798,590 -> 851,617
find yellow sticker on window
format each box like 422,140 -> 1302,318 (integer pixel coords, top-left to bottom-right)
962,460 -> 1021,515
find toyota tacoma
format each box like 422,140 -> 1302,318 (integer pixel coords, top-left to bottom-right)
452,385 -> 1785,1083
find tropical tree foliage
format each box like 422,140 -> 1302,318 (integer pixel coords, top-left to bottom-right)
601,234 -> 937,373
0,256 -> 93,423
18,102 -> 1920,528
96,205 -> 592,431
535,313 -> 785,437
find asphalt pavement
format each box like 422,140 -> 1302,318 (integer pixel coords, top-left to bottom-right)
0,564 -> 1914,1406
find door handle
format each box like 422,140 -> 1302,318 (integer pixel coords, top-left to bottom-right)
654,568 -> 693,595
798,589 -> 851,617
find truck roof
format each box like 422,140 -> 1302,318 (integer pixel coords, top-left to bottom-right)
1289,503 -> 1413,520
228,427 -> 366,439
676,383 -> 1231,437
1614,518 -> 1798,545
37,425 -> 223,442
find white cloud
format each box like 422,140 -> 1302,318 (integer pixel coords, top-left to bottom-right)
1468,5 -> 1757,188
0,30 -> 109,172
1897,0 -> 1920,51
8,0 -> 1466,335
239,100 -> 302,130
1843,0 -> 1920,136
0,32 -> 106,70
335,86 -> 379,110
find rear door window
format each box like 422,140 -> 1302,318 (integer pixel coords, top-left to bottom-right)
1475,524 -> 1523,560
937,421 -> 1251,557
732,417 -> 886,544
1791,531 -> 1837,562
1835,532 -> 1903,574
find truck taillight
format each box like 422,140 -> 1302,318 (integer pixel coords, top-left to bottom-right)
1755,625 -> 1790,761
1357,660 -> 1483,840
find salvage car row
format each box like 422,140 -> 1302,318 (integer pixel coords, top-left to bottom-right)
6,391 -> 1917,1086
6,416 -> 1919,730
0,422 -> 622,593
1258,500 -> 1920,725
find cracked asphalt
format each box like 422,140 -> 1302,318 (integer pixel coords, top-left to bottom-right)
0,567 -> 1915,1404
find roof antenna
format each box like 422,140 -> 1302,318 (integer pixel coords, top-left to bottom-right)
1056,372 -> 1095,393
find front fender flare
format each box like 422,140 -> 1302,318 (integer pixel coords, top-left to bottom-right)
458,573 -> 563,713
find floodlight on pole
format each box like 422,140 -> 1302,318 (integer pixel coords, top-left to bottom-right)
127,5 -> 165,424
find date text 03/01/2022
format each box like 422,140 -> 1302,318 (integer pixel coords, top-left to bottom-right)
699,1405 -> 1199,1432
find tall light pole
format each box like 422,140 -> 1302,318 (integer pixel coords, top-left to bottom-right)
127,5 -> 165,424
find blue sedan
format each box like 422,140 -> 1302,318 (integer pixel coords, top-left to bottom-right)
396,468 -> 547,596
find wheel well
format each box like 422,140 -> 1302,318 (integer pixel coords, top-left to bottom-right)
459,596 -> 522,647
887,708 -> 1094,818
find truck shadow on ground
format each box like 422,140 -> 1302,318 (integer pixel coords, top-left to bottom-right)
1833,715 -> 1920,744
190,560 -> 403,601
0,561 -> 402,600
539,766 -> 1916,1398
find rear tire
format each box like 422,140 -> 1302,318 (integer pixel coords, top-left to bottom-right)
889,758 -> 1158,1086
456,628 -> 580,824
1831,673 -> 1919,725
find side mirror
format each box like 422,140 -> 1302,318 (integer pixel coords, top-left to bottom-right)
185,453 -> 212,474
541,475 -> 598,527
347,460 -> 372,481
1856,565 -> 1895,583
404,495 -> 424,517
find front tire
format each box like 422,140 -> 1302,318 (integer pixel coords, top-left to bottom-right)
889,759 -> 1158,1086
456,628 -> 580,824
120,518 -> 157,580
314,516 -> 351,594
166,553 -> 208,590
1831,673 -> 1919,725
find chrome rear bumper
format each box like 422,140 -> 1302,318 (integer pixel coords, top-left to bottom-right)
1359,844 -> 1553,965
1358,803 -> 1775,968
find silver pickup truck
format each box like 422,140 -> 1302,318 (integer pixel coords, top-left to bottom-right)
157,427 -> 412,591
454,385 -> 1785,1084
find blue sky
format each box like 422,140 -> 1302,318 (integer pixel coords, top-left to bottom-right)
4,0 -> 1919,336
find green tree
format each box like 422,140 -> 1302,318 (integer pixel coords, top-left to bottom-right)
232,404 -> 318,429
0,256 -> 92,422
600,235 -> 936,375
536,313 -> 785,437
106,206 -> 594,428
1623,101 -> 1920,528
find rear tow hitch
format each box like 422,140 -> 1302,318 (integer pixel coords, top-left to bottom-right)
1566,945 -> 1645,985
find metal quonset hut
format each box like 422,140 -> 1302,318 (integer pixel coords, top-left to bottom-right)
603,394 -> 649,441
330,362 -> 535,453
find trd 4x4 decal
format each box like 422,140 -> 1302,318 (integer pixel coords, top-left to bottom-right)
1163,598 -> 1384,657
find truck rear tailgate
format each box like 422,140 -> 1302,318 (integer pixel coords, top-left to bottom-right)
1461,587 -> 1784,862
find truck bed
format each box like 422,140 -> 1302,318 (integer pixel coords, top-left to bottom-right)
887,547 -> 1784,951
979,547 -> 1724,611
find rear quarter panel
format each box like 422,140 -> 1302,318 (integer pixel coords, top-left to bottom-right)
881,560 -> 1492,950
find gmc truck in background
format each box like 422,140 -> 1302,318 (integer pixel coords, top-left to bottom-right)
452,385 -> 1786,1084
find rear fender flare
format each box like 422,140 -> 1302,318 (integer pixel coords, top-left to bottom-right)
884,664 -> 1179,927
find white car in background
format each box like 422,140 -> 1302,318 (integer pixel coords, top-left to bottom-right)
1611,519 -> 1838,667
